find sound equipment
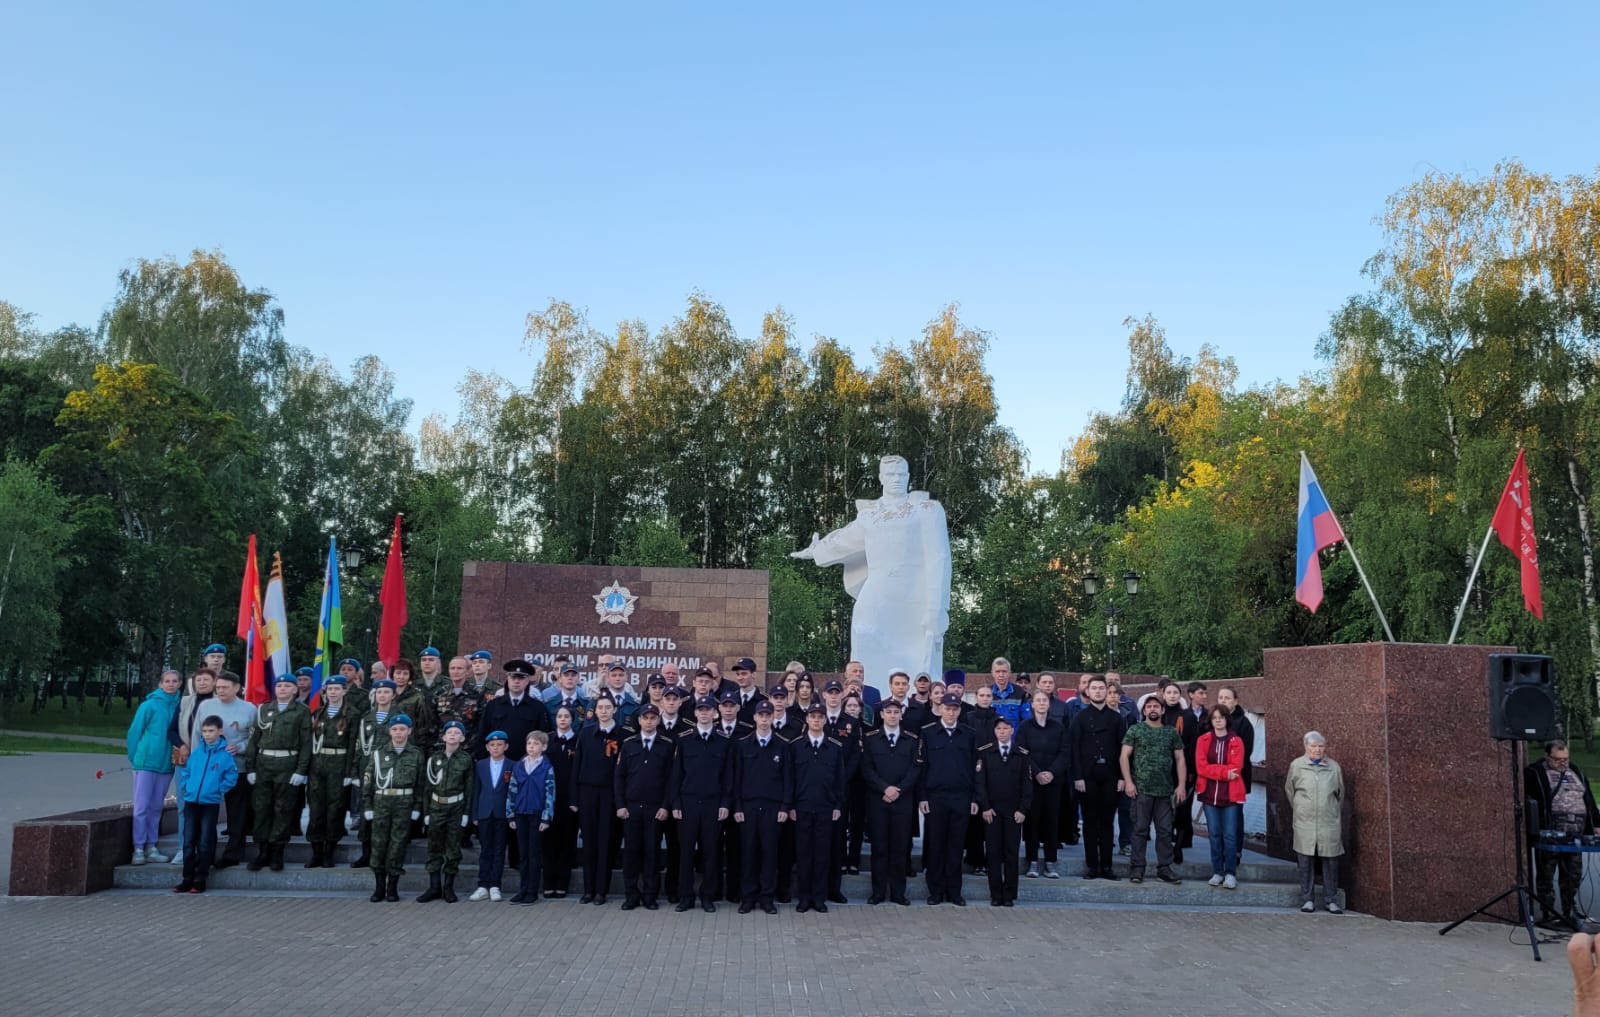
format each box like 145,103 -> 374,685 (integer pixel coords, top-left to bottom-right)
1487,654 -> 1557,742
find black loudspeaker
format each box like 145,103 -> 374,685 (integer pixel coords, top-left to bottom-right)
1487,653 -> 1558,741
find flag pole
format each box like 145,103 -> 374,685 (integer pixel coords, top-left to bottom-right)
1446,523 -> 1498,645
1339,530 -> 1397,642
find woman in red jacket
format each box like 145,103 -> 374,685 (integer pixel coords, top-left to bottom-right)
1195,705 -> 1246,889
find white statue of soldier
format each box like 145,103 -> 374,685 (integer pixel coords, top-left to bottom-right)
791,455 -> 952,686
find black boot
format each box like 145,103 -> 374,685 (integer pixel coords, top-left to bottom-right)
369,871 -> 387,903
417,872 -> 443,903
246,846 -> 269,871
269,845 -> 285,872
351,843 -> 370,868
385,874 -> 401,902
442,875 -> 459,903
305,843 -> 324,869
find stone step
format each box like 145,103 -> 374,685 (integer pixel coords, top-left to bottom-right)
112,862 -> 1326,909
148,834 -> 1296,885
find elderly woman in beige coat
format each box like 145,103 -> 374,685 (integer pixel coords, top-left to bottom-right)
1285,731 -> 1344,914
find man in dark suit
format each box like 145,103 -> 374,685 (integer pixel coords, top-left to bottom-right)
670,696 -> 734,912
791,703 -> 845,913
614,705 -> 675,910
731,657 -> 766,725
861,699 -> 921,905
733,700 -> 793,914
976,716 -> 1033,906
475,660 -> 551,760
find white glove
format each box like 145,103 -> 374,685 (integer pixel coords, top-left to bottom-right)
343,777 -> 357,787
410,810 -> 421,821
246,773 -> 257,785
290,774 -> 307,787
461,814 -> 470,828
363,810 -> 374,821
423,814 -> 431,827
345,814 -> 358,832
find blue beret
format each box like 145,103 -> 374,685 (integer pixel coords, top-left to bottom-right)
294,667 -> 314,677
389,713 -> 413,727
419,646 -> 441,658
371,678 -> 397,691
442,720 -> 466,736
203,643 -> 226,655
943,669 -> 966,685
469,650 -> 492,661
324,675 -> 347,687
341,658 -> 361,669
486,730 -> 509,743
274,674 -> 297,686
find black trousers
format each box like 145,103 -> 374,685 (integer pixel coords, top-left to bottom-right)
867,796 -> 914,901
1060,782 -> 1080,845
828,808 -> 848,897
542,807 -> 578,894
794,807 -> 833,907
776,814 -> 797,900
845,777 -> 867,869
515,813 -> 543,896
1079,775 -> 1120,873
716,814 -> 742,901
476,815 -> 508,889
924,798 -> 969,902
219,779 -> 252,862
1025,781 -> 1062,863
676,797 -> 721,903
621,805 -> 663,903
985,814 -> 1023,902
576,784 -> 615,897
738,801 -> 783,905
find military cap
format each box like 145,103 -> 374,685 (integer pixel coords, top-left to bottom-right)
694,695 -> 719,711
608,662 -> 626,673
878,698 -> 903,711
324,675 -> 348,687
753,699 -> 775,715
768,684 -> 790,697
648,674 -> 667,688
442,720 -> 467,736
274,673 -> 297,686
294,666 -> 314,678
718,690 -> 739,705
389,713 -> 413,727
341,657 -> 362,669
469,650 -> 493,661
561,664 -> 580,675
823,679 -> 844,693
504,659 -> 537,676
594,690 -> 616,704
695,667 -> 714,679
419,646 -> 441,658
485,730 -> 509,743
733,657 -> 756,672
940,692 -> 964,707
805,702 -> 826,715
202,643 -> 226,655
661,684 -> 685,698
639,704 -> 661,718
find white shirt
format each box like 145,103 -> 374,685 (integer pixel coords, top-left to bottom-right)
488,757 -> 505,787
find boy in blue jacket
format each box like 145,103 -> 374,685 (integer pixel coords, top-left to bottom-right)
507,730 -> 557,904
175,716 -> 239,893
468,731 -> 514,901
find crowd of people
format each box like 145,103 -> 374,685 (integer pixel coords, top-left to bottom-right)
125,647 -> 1345,913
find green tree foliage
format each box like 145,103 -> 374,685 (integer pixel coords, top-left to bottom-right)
0,459 -> 73,705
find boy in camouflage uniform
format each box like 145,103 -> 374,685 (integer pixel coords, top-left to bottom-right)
417,720 -> 476,903
305,674 -> 356,868
244,674 -> 312,872
361,712 -> 426,902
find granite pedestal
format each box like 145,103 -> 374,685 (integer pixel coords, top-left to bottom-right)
1255,642 -> 1518,921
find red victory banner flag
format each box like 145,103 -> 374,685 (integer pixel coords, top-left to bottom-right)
1491,448 -> 1543,619
377,514 -> 408,668
235,534 -> 270,704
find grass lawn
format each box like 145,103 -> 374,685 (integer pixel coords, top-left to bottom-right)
0,701 -> 138,739
0,734 -> 128,755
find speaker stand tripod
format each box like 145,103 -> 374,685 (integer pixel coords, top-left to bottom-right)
1439,739 -> 1553,960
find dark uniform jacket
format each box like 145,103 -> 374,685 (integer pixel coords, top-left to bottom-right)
1068,703 -> 1127,783
975,741 -> 1034,815
861,727 -> 921,798
614,732 -> 676,809
309,703 -> 356,782
734,731 -> 794,810
571,722 -> 625,796
824,712 -> 863,780
791,734 -> 846,812
669,727 -> 734,811
475,693 -> 552,760
734,688 -> 767,727
917,722 -> 977,804
245,701 -> 312,776
1014,717 -> 1069,781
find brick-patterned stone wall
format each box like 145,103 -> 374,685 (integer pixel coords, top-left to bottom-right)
458,562 -> 769,694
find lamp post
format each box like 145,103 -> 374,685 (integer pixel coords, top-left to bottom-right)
1082,570 -> 1140,671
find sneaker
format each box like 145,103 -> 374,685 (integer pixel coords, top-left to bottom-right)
489,888 -> 502,902
130,847 -> 147,866
170,852 -> 184,866
1223,875 -> 1237,890
1118,845 -> 1131,856
1300,900 -> 1315,913
1326,901 -> 1343,914
469,887 -> 490,902
145,847 -> 170,864
1208,874 -> 1224,887
1043,863 -> 1059,879
1025,863 -> 1039,879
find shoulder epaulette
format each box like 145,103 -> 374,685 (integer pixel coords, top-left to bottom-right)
977,742 -> 994,752
903,729 -> 920,740
827,736 -> 844,748
920,720 -> 939,730
865,729 -> 883,739
622,734 -> 640,744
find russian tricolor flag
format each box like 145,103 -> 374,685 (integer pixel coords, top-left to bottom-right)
1296,453 -> 1345,613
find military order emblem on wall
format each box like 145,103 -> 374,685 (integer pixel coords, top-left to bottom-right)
593,580 -> 638,625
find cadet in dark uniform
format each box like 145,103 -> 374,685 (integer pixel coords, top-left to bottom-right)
791,703 -> 846,913
734,699 -> 793,914
360,712 -> 425,902
976,716 -> 1033,906
417,720 -> 475,903
766,684 -> 802,901
670,695 -> 733,913
542,704 -> 580,897
654,685 -> 687,900
730,657 -> 766,726
305,674 -> 355,868
821,680 -> 862,903
918,693 -> 978,906
614,704 -> 675,910
572,692 -> 626,904
244,674 -> 312,872
714,690 -> 751,902
861,699 -> 921,905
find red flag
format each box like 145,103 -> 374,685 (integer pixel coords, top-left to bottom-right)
377,515 -> 408,667
236,535 -> 269,704
1491,448 -> 1543,619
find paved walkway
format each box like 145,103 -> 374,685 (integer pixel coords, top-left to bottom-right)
0,894 -> 1574,1016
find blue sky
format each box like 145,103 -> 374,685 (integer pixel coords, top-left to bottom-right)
4,2 -> 1596,473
